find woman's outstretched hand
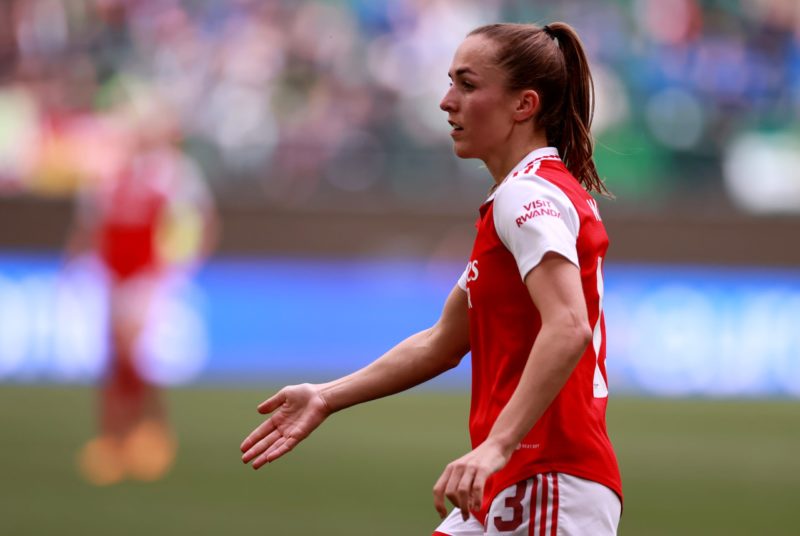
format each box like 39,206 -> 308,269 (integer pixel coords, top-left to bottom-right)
240,383 -> 332,469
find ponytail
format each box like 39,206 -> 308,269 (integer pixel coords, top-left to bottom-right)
544,23 -> 609,196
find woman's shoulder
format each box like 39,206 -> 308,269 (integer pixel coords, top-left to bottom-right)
494,171 -> 576,211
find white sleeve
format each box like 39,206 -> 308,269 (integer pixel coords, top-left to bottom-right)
493,176 -> 580,281
457,262 -> 469,290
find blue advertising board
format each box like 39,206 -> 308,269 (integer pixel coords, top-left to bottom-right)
1,253 -> 799,397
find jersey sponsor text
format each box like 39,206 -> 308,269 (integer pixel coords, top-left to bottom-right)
515,199 -> 561,227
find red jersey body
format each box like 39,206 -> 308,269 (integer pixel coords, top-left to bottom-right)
96,153 -> 171,280
457,147 -> 622,524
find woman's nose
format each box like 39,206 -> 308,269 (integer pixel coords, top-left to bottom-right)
440,87 -> 456,112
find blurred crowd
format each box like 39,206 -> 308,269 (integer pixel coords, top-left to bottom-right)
0,0 -> 799,214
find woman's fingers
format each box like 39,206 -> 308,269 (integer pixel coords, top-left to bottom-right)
263,436 -> 298,464
242,385 -> 323,469
432,465 -> 452,519
241,428 -> 281,464
433,448 -> 501,521
455,467 -> 477,520
240,418 -> 276,452
257,390 -> 286,414
434,461 -> 478,520
443,464 -> 465,515
470,467 -> 488,512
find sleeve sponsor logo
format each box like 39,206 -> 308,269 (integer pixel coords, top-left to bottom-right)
515,199 -> 561,227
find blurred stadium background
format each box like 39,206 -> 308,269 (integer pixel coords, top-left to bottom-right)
1,0 -> 799,534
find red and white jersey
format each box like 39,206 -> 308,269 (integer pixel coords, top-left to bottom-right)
84,147 -> 211,280
95,151 -> 171,280
457,147 -> 622,524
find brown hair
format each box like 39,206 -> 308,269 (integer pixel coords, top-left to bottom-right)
469,22 -> 610,196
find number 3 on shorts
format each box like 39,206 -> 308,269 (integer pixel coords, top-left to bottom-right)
488,474 -> 555,535
492,481 -> 527,531
487,473 -> 621,535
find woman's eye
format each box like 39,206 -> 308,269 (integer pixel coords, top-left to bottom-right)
462,81 -> 475,90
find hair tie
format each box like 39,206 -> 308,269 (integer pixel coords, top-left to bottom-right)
542,24 -> 555,39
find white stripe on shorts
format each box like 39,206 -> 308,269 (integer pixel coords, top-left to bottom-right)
527,473 -> 558,536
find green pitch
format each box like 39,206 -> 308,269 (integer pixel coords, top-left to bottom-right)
1,386 -> 799,535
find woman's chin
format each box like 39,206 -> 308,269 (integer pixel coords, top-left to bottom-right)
453,143 -> 477,159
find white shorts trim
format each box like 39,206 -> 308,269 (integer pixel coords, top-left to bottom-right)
433,473 -> 620,535
434,508 -> 484,536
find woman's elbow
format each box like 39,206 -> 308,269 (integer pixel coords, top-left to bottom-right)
443,347 -> 469,370
552,314 -> 593,355
573,324 -> 593,353
435,340 -> 468,372
423,327 -> 468,372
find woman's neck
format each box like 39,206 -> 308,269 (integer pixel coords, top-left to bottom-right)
485,130 -> 549,185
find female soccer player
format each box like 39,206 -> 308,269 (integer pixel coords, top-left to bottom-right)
241,22 -> 622,535
75,110 -> 217,486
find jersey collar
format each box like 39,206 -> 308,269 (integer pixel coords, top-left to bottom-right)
483,146 -> 561,205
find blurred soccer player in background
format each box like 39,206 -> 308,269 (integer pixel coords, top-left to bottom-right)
241,22 -> 621,535
70,99 -> 218,486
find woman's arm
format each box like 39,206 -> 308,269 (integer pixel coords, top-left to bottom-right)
240,284 -> 471,468
319,284 -> 470,412
433,252 -> 592,519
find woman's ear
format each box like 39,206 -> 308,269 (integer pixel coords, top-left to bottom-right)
513,89 -> 540,122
